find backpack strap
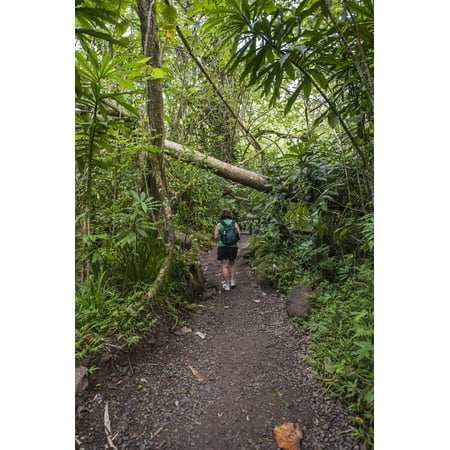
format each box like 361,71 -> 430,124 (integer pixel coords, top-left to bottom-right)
221,219 -> 234,226
221,219 -> 233,229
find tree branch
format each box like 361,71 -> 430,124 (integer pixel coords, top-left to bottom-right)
253,129 -> 308,142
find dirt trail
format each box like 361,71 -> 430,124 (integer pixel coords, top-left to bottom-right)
76,234 -> 361,449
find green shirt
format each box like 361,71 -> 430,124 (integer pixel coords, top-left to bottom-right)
217,219 -> 238,247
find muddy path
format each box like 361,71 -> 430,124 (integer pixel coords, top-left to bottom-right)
76,234 -> 361,449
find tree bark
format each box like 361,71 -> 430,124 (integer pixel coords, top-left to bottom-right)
163,139 -> 271,193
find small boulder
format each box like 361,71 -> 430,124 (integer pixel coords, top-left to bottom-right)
285,285 -> 314,319
75,366 -> 88,394
175,231 -> 192,250
254,261 -> 273,289
201,278 -> 218,300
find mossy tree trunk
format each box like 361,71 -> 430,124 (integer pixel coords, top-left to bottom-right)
137,0 -> 175,303
163,139 -> 271,193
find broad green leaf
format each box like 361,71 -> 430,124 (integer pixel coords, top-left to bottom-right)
107,94 -> 140,117
75,67 -> 83,97
295,1 -> 322,21
346,0 -> 374,18
284,83 -> 303,115
302,77 -> 312,99
75,51 -> 97,81
262,68 -> 276,96
136,226 -> 148,237
90,81 -> 101,101
327,109 -> 339,128
75,28 -> 128,47
161,3 -> 177,40
87,48 -> 100,73
98,52 -> 112,78
75,6 -> 120,29
241,0 -> 251,21
161,3 -> 178,24
310,68 -> 328,89
147,67 -> 165,79
130,190 -> 140,202
246,46 -> 268,82
284,60 -> 296,80
117,233 -> 136,248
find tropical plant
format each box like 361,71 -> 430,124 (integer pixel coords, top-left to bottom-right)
75,0 -> 199,363
203,0 -> 373,194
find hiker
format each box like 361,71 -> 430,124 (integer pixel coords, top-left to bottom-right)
214,208 -> 241,291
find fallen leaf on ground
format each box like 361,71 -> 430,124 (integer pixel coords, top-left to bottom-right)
273,422 -> 304,450
187,365 -> 206,382
194,331 -> 206,339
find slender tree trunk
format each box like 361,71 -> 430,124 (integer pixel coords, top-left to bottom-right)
137,0 -> 166,192
136,0 -> 175,304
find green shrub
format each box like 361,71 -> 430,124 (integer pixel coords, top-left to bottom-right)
75,278 -> 157,362
300,269 -> 374,447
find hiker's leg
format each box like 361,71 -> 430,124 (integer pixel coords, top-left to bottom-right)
221,259 -> 230,284
229,259 -> 236,281
217,247 -> 229,284
229,247 -> 238,283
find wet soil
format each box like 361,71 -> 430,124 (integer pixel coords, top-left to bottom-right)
75,234 -> 362,449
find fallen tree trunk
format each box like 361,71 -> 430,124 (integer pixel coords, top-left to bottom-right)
77,99 -> 273,194
163,139 -> 271,193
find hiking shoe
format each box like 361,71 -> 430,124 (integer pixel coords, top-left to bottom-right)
222,283 -> 231,291
230,279 -> 236,288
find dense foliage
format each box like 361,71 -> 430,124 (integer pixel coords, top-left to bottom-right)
76,0 -> 197,361
75,0 -> 373,446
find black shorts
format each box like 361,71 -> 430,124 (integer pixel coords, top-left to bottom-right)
217,246 -> 238,261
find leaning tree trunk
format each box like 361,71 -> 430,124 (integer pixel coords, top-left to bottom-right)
137,0 -> 175,303
163,139 -> 271,193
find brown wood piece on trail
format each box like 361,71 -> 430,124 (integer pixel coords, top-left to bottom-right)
104,401 -> 118,450
273,422 -> 304,450
187,364 -> 206,382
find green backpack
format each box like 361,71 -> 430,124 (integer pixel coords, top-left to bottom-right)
220,220 -> 240,245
